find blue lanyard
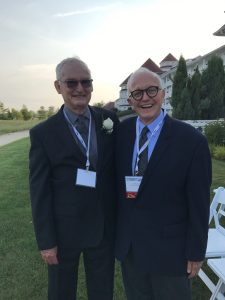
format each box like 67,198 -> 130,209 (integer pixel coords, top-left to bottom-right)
64,110 -> 92,170
134,111 -> 166,175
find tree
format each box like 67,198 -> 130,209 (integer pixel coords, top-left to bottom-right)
47,106 -> 56,118
178,84 -> 194,120
20,105 -> 32,120
37,106 -> 47,120
171,55 -> 188,118
93,101 -> 104,108
200,55 -> 225,119
11,108 -> 23,120
0,102 -> 9,120
199,97 -> 210,119
204,121 -> 225,145
190,67 -> 201,119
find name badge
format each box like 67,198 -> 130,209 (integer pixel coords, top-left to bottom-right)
76,168 -> 96,188
125,176 -> 142,199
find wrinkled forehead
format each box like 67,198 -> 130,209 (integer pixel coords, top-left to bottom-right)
129,71 -> 160,91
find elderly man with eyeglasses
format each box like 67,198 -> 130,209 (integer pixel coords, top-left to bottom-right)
115,67 -> 212,300
29,57 -> 119,300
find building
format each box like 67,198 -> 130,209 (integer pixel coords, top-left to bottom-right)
115,58 -> 164,111
115,45 -> 225,115
214,24 -> 225,36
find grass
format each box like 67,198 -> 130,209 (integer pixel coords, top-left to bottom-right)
0,119 -> 41,135
0,139 -> 224,299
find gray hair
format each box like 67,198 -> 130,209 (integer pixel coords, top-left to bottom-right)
55,56 -> 91,80
127,67 -> 163,92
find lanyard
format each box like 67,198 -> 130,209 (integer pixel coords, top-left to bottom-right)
64,110 -> 92,170
134,111 -> 166,175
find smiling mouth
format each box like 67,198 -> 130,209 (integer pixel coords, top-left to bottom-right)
72,94 -> 86,97
141,104 -> 153,109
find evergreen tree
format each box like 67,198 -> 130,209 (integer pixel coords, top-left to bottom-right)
200,55 -> 225,119
180,80 -> 194,120
0,102 -> 9,120
171,55 -> 188,118
190,67 -> 201,119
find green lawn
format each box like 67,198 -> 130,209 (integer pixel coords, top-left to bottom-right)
0,120 -> 41,135
0,139 -> 224,299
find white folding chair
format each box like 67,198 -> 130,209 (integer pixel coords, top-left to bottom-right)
209,187 -> 225,223
198,187 -> 225,296
207,258 -> 225,300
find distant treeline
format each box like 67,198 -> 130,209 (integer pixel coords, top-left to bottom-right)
0,103 -> 59,120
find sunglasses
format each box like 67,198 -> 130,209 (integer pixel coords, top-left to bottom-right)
59,79 -> 93,89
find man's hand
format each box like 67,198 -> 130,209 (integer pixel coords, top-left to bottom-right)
40,246 -> 58,265
187,260 -> 203,278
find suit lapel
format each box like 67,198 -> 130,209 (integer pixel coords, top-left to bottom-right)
138,115 -> 172,194
123,117 -> 137,175
89,106 -> 104,171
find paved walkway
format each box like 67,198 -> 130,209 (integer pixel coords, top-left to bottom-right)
0,113 -> 136,147
0,130 -> 29,147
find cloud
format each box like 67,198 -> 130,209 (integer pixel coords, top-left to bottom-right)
53,2 -> 122,17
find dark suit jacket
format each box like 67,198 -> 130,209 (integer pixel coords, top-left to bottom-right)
29,105 -> 119,251
115,114 -> 212,276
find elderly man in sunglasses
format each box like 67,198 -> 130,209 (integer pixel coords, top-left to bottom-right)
115,67 -> 211,300
29,57 -> 119,300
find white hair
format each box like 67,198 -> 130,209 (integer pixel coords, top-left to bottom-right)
55,56 -> 91,80
127,67 -> 163,92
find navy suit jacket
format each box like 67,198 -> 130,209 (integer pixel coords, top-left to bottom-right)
115,114 -> 212,276
29,105 -> 119,251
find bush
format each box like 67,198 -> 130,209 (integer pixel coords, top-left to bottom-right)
208,144 -> 216,156
213,146 -> 225,161
204,121 -> 225,145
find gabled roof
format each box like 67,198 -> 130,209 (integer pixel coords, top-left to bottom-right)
120,58 -> 163,86
160,53 -> 178,64
213,24 -> 225,36
142,58 -> 163,73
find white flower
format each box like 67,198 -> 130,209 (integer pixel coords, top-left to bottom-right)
102,117 -> 113,134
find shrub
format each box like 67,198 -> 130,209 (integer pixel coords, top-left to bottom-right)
204,121 -> 225,145
213,146 -> 225,161
208,144 -> 216,156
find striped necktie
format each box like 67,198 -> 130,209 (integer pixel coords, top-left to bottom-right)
137,126 -> 149,175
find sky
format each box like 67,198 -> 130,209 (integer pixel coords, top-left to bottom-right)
1,0 -> 225,111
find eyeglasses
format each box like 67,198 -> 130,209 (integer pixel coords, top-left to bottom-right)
59,79 -> 93,89
129,86 -> 161,101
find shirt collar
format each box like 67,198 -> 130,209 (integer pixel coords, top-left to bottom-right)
138,110 -> 164,133
63,105 -> 90,124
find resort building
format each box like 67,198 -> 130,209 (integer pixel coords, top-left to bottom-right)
115,44 -> 225,116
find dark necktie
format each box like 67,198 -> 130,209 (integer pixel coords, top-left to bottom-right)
75,116 -> 97,170
137,126 -> 149,176
75,116 -> 88,146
